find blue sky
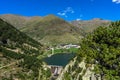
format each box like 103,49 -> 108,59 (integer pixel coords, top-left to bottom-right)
0,0 -> 120,21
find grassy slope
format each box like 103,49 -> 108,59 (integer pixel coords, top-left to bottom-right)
40,33 -> 81,45
21,15 -> 83,45
71,18 -> 110,33
0,18 -> 43,79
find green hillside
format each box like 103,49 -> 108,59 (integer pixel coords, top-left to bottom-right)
21,15 -> 83,45
80,21 -> 120,80
0,18 -> 47,80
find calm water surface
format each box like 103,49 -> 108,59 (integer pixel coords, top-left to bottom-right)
43,53 -> 75,67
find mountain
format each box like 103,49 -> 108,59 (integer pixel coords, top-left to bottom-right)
0,14 -> 111,46
0,18 -> 44,79
0,14 -> 84,45
71,18 -> 111,33
21,15 -> 84,45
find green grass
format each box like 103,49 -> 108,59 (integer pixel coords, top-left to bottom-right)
40,33 -> 82,46
53,48 -> 79,54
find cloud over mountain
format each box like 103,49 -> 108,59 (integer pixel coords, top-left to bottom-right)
57,7 -> 74,17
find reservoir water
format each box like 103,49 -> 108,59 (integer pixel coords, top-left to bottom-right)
43,53 -> 75,67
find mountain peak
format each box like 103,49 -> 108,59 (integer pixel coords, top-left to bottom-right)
92,18 -> 103,21
43,14 -> 63,21
45,14 -> 58,18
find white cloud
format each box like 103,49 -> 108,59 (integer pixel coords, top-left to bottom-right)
64,7 -> 75,13
57,7 -> 75,17
112,0 -> 120,4
76,18 -> 81,21
57,12 -> 67,17
57,12 -> 66,16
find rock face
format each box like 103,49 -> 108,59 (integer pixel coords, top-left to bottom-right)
56,57 -> 103,80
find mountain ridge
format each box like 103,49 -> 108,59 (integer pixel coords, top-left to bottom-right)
0,14 -> 111,45
71,18 -> 111,33
0,14 -> 84,45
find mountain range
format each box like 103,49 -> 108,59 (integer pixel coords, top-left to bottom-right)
0,14 -> 111,45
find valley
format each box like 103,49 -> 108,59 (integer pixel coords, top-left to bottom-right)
0,14 -> 120,80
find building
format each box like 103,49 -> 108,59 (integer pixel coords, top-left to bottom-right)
56,44 -> 80,49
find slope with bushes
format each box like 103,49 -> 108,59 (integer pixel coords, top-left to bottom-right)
0,18 -> 50,80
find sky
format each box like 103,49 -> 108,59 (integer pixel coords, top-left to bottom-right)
0,0 -> 120,21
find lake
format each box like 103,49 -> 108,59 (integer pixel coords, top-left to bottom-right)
43,53 -> 75,67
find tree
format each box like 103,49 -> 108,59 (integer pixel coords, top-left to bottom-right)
78,21 -> 120,80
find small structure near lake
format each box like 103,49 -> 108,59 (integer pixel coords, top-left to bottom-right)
48,65 -> 63,76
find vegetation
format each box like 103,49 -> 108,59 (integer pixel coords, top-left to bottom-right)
60,21 -> 120,80
48,48 -> 78,54
0,18 -> 46,80
78,21 -> 120,80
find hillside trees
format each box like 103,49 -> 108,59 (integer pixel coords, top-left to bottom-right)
0,18 -> 44,79
78,21 -> 120,80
